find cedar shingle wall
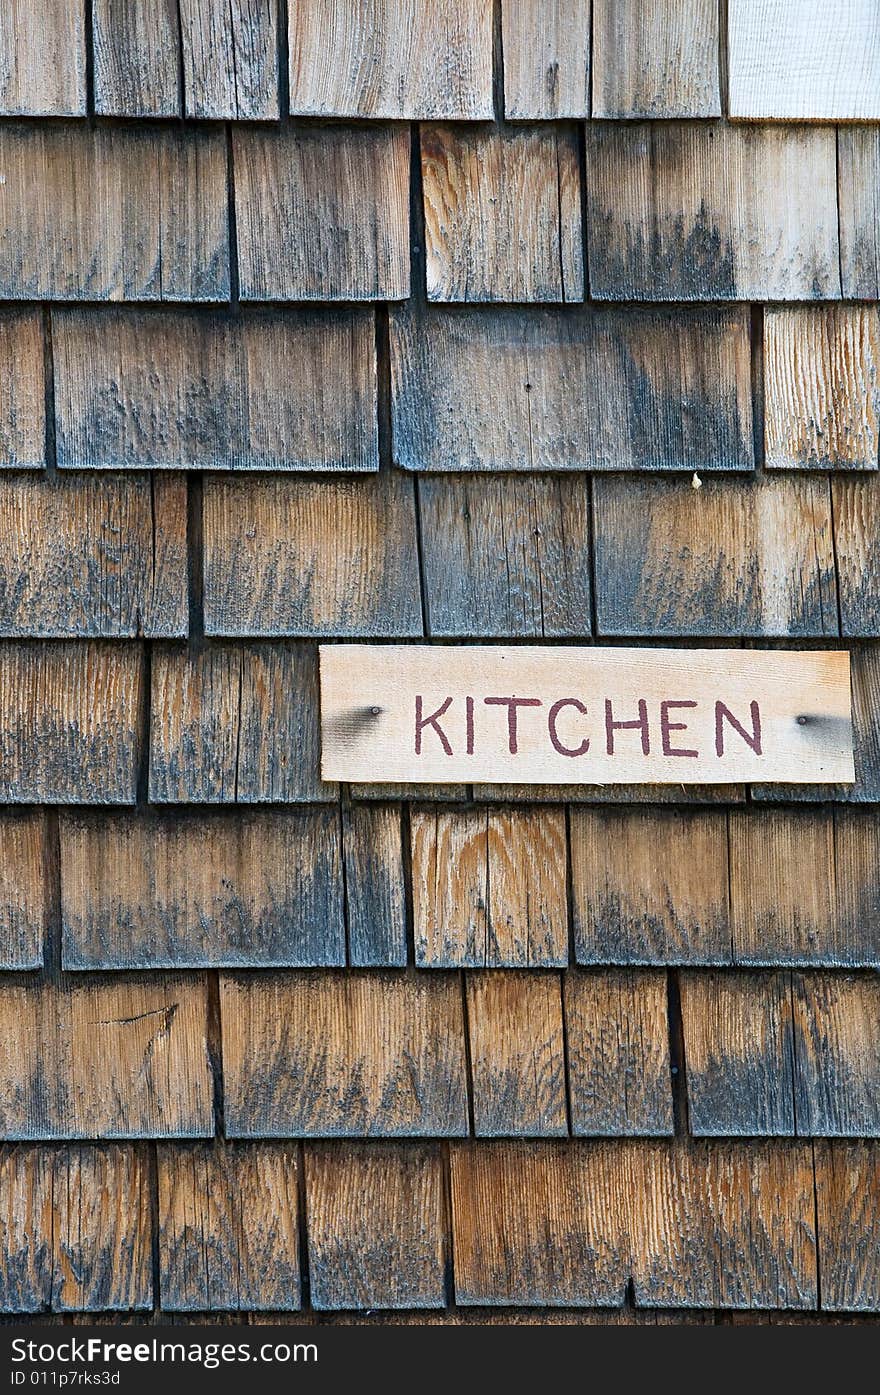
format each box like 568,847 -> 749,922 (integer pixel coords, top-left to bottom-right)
0,0 -> 878,1326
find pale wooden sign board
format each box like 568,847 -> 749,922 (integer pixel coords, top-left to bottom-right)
319,646 -> 854,786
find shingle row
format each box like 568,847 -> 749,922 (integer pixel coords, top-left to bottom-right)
7,1 -> 878,122
1,124 -> 879,303
3,1138 -> 878,1312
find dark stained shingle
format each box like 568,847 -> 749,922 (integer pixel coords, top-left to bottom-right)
60,809 -> 347,969
53,307 -> 378,473
233,125 -> 410,301
390,303 -> 754,473
587,123 -> 841,301
221,971 -> 469,1137
0,125 -> 229,301
203,474 -> 422,637
0,474 -> 187,638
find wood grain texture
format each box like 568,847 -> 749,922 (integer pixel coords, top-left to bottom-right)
52,1146 -> 151,1312
587,122 -> 840,300
729,0 -> 880,120
203,474 -> 421,638
0,309 -> 45,469
0,1146 -> 52,1312
221,972 -> 469,1137
570,809 -> 731,965
681,971 -> 796,1136
0,474 -> 186,638
728,809 -> 843,965
592,0 -> 720,117
839,129 -> 880,299
158,1142 -> 299,1311
0,643 -> 141,804
466,972 -> 567,1137
501,0 -> 590,118
234,125 -> 409,301
93,0 -> 180,115
418,474 -> 592,637
180,0 -> 278,117
421,125 -> 583,303
833,477 -> 880,636
764,307 -> 880,471
814,1142 -> 880,1311
791,973 -> 880,1136
0,0 -> 85,113
410,807 -> 568,967
53,307 -> 376,473
451,1141 -> 628,1306
593,475 -> 837,638
60,809 -> 346,969
343,805 -> 407,968
150,643 -> 332,804
0,977 -> 211,1139
0,125 -> 228,301
288,0 -> 492,117
390,302 -> 754,473
564,969 -> 673,1136
630,1140 -> 816,1309
0,812 -> 46,970
306,1143 -> 445,1309
753,644 -> 880,804
832,810 -> 880,966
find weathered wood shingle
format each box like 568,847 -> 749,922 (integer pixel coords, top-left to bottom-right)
0,977 -> 212,1139
501,0 -> 591,119
343,805 -> 408,968
570,809 -> 732,965
592,0 -> 720,118
149,643 -> 332,804
764,308 -> 880,471
410,807 -> 569,967
587,123 -> 841,300
233,126 -> 410,301
53,307 -> 377,473
0,643 -> 142,804
593,475 -> 838,637
0,125 -> 229,301
421,125 -> 583,303
839,130 -> 880,299
0,475 -> 187,638
564,969 -> 674,1136
221,972 -> 469,1137
203,475 -> 422,637
0,0 -> 86,114
0,813 -> 46,970
288,0 -> 492,118
92,0 -> 180,116
158,1142 -> 299,1311
418,474 -> 593,637
305,1143 -> 446,1309
390,303 -> 753,472
180,0 -> 279,118
60,810 -> 347,969
0,309 -> 45,470
681,971 -> 797,1136
51,1146 -> 152,1312
466,972 -> 568,1137
833,477 -> 880,635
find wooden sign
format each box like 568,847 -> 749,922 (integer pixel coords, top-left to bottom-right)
319,646 -> 853,786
